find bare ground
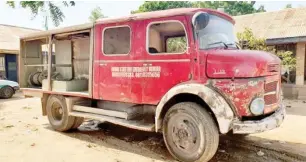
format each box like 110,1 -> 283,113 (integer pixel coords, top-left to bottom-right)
0,93 -> 306,162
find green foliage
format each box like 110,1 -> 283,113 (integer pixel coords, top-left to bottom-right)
193,1 -> 265,16
89,7 -> 106,22
131,1 -> 192,13
6,1 -> 75,29
277,51 -> 296,70
133,1 -> 265,16
285,4 -> 292,8
237,28 -> 296,70
237,28 -> 273,51
166,37 -> 187,53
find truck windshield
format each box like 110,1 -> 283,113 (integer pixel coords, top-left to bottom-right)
197,14 -> 236,49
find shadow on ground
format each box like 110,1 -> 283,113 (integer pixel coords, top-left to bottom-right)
44,120 -> 306,162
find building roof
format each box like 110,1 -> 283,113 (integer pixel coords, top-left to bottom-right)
234,7 -> 306,44
0,24 -> 40,54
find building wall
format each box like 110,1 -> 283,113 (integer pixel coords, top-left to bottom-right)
282,42 -> 306,99
295,43 -> 306,86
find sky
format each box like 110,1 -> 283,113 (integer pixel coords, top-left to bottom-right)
1,1 -> 306,30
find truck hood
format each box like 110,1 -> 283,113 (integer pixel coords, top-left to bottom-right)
206,49 -> 281,78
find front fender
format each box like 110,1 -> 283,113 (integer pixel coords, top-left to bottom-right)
155,83 -> 234,134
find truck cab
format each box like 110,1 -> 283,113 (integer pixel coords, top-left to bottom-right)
19,8 -> 285,162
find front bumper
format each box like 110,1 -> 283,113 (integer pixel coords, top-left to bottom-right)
232,103 -> 285,134
13,86 -> 20,92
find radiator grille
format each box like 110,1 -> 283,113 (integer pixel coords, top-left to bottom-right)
264,81 -> 278,105
264,94 -> 277,105
265,81 -> 278,93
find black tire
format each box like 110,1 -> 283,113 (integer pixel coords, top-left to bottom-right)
0,86 -> 14,99
46,95 -> 76,132
71,117 -> 84,129
163,102 -> 219,162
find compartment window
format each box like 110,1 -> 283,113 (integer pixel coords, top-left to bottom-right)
103,26 -> 131,55
147,21 -> 187,54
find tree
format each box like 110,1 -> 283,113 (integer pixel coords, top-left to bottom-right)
237,28 -> 296,82
6,1 -> 75,30
132,1 -> 265,16
192,1 -> 266,16
89,7 -> 106,22
131,1 -> 192,13
285,4 -> 292,8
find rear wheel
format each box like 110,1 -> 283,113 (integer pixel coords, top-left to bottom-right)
0,86 -> 14,99
46,95 -> 76,131
163,102 -> 219,162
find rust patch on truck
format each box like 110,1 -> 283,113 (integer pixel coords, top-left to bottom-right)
212,78 -> 265,117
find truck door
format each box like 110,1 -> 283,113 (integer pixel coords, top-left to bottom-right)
142,18 -> 192,104
94,22 -> 143,103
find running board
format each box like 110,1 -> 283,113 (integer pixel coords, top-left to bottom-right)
69,111 -> 155,132
72,105 -> 128,119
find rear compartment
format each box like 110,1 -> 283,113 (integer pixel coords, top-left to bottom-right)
19,24 -> 93,96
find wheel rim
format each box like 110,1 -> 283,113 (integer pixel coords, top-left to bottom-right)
51,102 -> 64,122
166,112 -> 204,160
3,88 -> 12,97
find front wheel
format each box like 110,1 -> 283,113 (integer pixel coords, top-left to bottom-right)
163,102 -> 219,162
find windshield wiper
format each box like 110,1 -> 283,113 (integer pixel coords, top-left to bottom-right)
208,41 -> 229,49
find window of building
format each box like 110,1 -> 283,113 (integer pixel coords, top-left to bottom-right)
147,21 -> 187,54
0,57 -> 5,71
103,26 -> 131,55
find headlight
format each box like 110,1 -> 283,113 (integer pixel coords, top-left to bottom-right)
250,98 -> 265,115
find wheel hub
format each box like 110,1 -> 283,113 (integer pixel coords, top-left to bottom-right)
172,119 -> 197,150
3,88 -> 11,96
51,103 -> 63,121
178,129 -> 188,139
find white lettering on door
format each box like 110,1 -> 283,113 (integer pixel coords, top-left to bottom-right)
111,66 -> 161,78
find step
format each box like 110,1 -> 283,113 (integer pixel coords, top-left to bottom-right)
72,105 -> 128,119
69,111 -> 155,132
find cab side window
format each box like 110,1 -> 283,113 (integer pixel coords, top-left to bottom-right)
103,26 -> 131,55
147,21 -> 187,54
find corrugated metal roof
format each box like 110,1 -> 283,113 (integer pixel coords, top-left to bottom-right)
234,7 -> 306,40
0,24 -> 39,53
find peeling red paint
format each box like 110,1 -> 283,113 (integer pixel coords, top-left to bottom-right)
212,78 -> 265,117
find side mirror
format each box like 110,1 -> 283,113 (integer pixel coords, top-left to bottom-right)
192,12 -> 210,31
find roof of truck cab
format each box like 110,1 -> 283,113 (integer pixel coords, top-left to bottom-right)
20,8 -> 233,40
96,8 -> 234,24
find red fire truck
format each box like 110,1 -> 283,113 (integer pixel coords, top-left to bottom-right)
19,8 -> 285,162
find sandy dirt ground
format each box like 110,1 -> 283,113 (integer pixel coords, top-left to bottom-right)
0,93 -> 306,162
